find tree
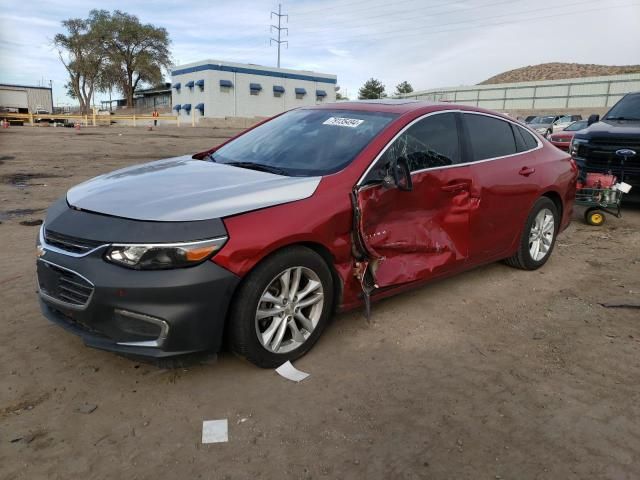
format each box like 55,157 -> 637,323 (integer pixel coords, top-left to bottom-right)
54,11 -> 110,114
104,11 -> 171,108
336,92 -> 349,100
395,81 -> 414,96
358,78 -> 386,99
55,10 -> 171,111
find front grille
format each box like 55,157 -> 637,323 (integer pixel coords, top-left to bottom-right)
583,139 -> 640,176
38,261 -> 94,307
44,229 -> 103,254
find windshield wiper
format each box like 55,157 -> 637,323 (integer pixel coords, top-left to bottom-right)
226,161 -> 288,176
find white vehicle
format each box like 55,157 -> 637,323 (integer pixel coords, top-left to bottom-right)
552,114 -> 582,133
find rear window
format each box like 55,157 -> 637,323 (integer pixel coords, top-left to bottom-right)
464,113 -> 518,161
210,109 -> 398,176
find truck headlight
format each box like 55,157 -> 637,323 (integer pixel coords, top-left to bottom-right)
570,138 -> 588,157
105,237 -> 227,270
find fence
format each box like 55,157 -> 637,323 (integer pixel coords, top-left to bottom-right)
0,112 -> 197,127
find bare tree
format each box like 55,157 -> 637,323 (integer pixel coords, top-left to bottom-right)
54,11 -> 109,114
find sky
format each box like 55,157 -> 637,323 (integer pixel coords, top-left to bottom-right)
1,0 -> 639,106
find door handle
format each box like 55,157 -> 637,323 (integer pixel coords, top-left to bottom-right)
519,166 -> 536,177
441,182 -> 469,193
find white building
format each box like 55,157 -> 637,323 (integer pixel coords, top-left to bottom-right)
171,59 -> 337,120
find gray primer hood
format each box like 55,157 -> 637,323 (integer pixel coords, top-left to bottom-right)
66,156 -> 321,221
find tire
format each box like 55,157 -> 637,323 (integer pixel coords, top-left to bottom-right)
585,208 -> 606,226
505,197 -> 559,270
228,246 -> 334,368
545,129 -> 552,139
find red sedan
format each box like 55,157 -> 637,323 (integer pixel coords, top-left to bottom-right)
37,100 -> 577,367
549,119 -> 588,151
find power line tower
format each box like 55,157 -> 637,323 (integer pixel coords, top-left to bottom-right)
270,3 -> 288,68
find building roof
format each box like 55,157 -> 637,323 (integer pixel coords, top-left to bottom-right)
172,59 -> 337,84
0,83 -> 52,91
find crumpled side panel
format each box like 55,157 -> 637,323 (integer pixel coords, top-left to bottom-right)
356,169 -> 473,288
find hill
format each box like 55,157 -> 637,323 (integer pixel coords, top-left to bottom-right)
479,62 -> 640,85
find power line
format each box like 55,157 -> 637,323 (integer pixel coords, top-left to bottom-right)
293,0 -> 525,32
293,0 -> 456,23
270,3 -> 288,68
290,0 -> 637,46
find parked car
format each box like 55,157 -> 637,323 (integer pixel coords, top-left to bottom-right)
530,115 -> 563,137
552,114 -> 583,133
36,101 -> 577,367
549,120 -> 589,151
571,91 -> 639,195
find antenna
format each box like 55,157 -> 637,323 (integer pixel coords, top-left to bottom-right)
270,4 -> 288,68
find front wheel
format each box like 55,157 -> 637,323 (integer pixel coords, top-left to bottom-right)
228,246 -> 334,368
505,197 -> 559,270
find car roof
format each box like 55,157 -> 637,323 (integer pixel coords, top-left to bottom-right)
308,100 -> 513,117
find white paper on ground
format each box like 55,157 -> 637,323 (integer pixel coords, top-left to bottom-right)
275,361 -> 310,382
202,419 -> 228,444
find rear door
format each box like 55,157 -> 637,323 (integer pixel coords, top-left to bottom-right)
462,112 -> 542,262
356,111 -> 475,288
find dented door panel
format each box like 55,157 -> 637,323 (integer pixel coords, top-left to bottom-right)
356,166 -> 474,288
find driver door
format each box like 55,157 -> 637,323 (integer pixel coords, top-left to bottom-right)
355,112 -> 475,288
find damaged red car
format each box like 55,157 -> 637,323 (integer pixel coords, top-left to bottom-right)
37,100 -> 577,368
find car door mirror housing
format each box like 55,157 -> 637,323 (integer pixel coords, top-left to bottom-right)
392,157 -> 413,192
588,114 -> 599,126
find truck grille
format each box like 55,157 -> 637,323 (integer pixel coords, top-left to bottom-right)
583,139 -> 640,176
37,261 -> 94,308
44,229 -> 104,254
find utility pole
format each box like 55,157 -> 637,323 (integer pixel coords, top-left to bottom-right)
270,3 -> 288,68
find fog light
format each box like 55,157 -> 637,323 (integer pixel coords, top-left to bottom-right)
113,309 -> 169,347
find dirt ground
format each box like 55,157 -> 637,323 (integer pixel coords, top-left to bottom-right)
0,126 -> 639,480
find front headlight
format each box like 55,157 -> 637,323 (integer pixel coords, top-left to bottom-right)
570,138 -> 588,157
105,237 -> 227,270
535,127 -> 547,133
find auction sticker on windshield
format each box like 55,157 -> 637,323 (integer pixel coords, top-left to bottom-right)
323,117 -> 364,128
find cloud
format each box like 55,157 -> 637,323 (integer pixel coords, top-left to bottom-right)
1,0 -> 639,103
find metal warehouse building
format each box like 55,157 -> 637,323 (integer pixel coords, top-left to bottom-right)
0,83 -> 53,113
397,73 -> 640,116
171,59 -> 337,119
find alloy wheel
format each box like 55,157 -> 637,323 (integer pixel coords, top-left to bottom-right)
255,266 -> 324,354
529,208 -> 555,261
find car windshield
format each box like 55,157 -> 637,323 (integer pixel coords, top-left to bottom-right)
557,116 -> 573,123
604,94 -> 640,120
564,120 -> 588,131
209,109 -> 398,176
531,116 -> 555,124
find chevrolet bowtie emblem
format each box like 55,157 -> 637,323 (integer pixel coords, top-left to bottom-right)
37,245 -> 46,258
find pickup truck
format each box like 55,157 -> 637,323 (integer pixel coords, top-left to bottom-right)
571,92 -> 640,198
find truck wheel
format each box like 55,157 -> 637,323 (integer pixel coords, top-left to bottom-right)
228,246 -> 334,368
505,197 -> 559,270
585,208 -> 605,226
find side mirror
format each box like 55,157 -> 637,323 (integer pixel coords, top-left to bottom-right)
381,157 -> 413,191
587,114 -> 599,126
392,157 -> 413,191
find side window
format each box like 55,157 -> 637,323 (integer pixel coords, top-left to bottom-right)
379,113 -> 460,175
519,126 -> 539,150
464,113 -> 517,161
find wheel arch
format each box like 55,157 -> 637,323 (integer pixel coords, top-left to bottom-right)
222,241 -> 344,339
541,189 -> 563,220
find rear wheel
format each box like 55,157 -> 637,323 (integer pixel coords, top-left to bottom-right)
228,246 -> 334,368
505,197 -> 559,270
585,208 -> 606,226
